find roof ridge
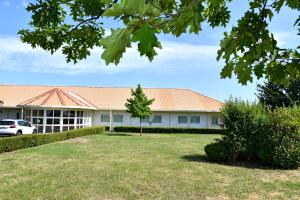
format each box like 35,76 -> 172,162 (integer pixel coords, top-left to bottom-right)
0,83 -> 190,90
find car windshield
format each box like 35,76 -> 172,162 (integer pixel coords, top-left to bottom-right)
0,121 -> 15,126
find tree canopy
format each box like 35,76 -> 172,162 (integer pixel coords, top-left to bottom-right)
257,78 -> 300,109
19,0 -> 300,85
125,84 -> 154,135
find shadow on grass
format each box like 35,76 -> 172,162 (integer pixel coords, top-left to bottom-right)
104,133 -> 132,136
181,154 -> 275,170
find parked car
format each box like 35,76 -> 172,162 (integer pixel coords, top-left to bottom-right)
0,119 -> 37,136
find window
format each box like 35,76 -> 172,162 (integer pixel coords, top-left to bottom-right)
77,118 -> 83,124
141,116 -> 150,123
54,110 -> 60,117
33,118 -> 43,125
47,118 -> 53,124
113,115 -> 123,123
45,110 -> 61,133
63,110 -> 70,117
22,109 -> 91,133
24,121 -> 31,127
30,110 -> 44,133
46,126 -> 52,133
77,111 -> 83,117
0,121 -> 15,125
18,121 -> 24,126
70,111 -> 75,117
54,118 -> 60,125
69,118 -> 75,124
153,115 -> 162,123
190,116 -> 200,124
101,114 -> 110,122
61,109 -> 88,132
211,116 -> 219,125
53,126 -> 60,132
38,110 -> 44,117
178,116 -> 188,124
33,110 -> 38,117
46,110 -> 53,117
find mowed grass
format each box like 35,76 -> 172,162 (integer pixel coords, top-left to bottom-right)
0,133 -> 299,200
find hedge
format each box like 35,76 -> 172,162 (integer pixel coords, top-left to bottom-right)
0,126 -> 105,154
205,98 -> 300,169
113,126 -> 225,134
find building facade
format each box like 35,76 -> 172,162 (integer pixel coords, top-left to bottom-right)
0,85 -> 223,133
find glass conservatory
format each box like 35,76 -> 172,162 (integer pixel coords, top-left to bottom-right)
17,87 -> 96,133
23,109 -> 92,133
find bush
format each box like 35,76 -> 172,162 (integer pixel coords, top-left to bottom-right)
204,140 -> 229,162
0,126 -> 105,154
113,126 -> 225,134
258,107 -> 300,169
205,98 -> 300,169
221,98 -> 269,161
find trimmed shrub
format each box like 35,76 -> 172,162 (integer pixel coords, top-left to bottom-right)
205,98 -> 300,169
220,98 -> 269,161
204,140 -> 229,162
113,126 -> 225,134
258,107 -> 300,169
0,126 -> 105,154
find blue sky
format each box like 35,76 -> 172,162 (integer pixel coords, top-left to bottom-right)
0,0 -> 299,102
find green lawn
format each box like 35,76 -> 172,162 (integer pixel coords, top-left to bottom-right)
0,133 -> 299,200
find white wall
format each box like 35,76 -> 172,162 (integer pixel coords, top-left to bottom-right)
92,110 -> 222,129
0,108 -> 21,120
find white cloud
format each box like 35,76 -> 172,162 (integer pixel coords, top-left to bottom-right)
0,36 -> 221,75
273,31 -> 300,48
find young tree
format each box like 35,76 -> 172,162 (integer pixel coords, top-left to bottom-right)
125,84 -> 154,136
257,78 -> 300,109
19,0 -> 300,85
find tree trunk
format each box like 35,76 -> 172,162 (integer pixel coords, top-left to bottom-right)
140,118 -> 142,136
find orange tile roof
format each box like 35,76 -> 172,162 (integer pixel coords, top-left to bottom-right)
19,88 -> 97,110
0,85 -> 223,112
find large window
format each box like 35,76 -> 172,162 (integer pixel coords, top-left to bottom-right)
152,115 -> 162,123
101,114 -> 110,122
211,116 -> 219,125
32,109 -> 44,133
141,116 -> 150,123
62,110 -> 75,131
190,116 -> 200,124
113,115 -> 123,123
46,110 -> 61,133
24,109 -> 91,133
178,116 -> 188,124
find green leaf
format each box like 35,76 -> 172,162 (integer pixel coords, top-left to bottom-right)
100,28 -> 132,65
103,3 -> 123,17
132,24 -> 162,61
145,4 -> 161,17
220,62 -> 234,79
123,0 -> 146,15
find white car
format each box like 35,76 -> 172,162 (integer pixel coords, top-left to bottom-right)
0,119 -> 37,136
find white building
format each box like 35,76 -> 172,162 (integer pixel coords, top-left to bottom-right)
0,85 -> 223,133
